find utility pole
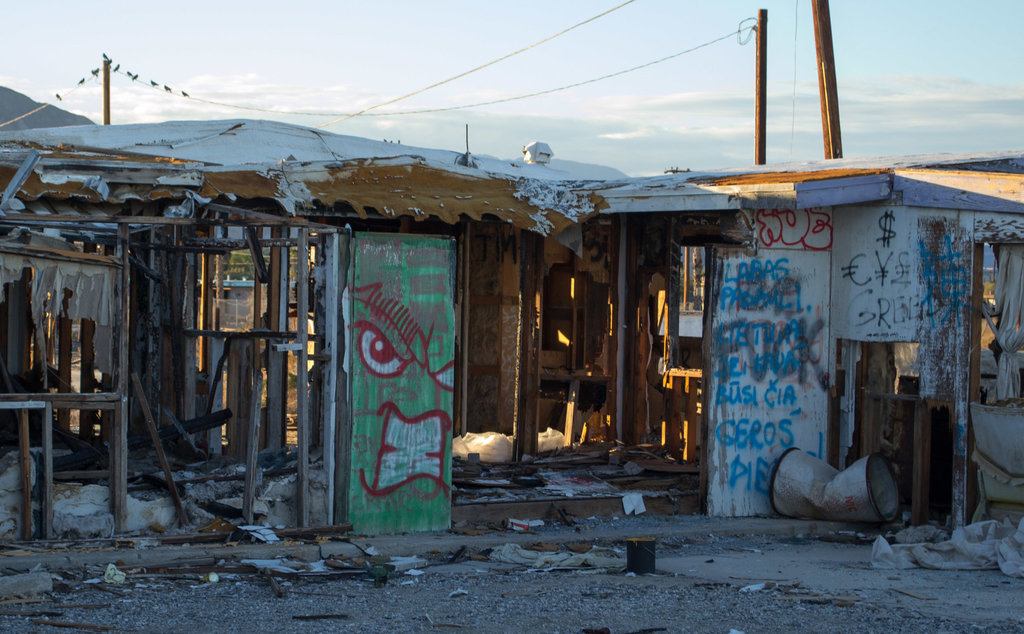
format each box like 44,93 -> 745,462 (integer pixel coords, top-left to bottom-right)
102,58 -> 111,125
812,0 -> 841,158
755,9 -> 767,165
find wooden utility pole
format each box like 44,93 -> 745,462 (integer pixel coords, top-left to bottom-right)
755,9 -> 767,165
102,58 -> 111,125
812,0 -> 842,158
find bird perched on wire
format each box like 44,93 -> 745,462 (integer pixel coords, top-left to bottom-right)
164,85 -> 172,92
182,91 -> 190,98
150,80 -> 158,87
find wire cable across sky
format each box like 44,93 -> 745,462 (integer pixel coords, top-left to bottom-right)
98,22 -> 752,124
314,0 -> 639,128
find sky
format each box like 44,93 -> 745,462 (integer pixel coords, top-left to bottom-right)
2,1 -> 1023,177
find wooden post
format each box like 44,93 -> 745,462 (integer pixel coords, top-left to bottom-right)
755,8 -> 767,165
111,223 -> 130,532
333,229 -> 352,526
42,402 -> 53,539
80,313 -> 98,440
515,232 -> 541,460
295,228 -> 310,527
102,58 -> 111,125
562,379 -> 580,447
243,370 -> 264,525
131,373 -> 187,526
319,233 -> 339,524
666,376 -> 683,460
18,408 -> 31,540
57,292 -> 72,431
684,376 -> 699,462
911,400 -> 932,526
812,0 -> 842,159
266,229 -> 286,449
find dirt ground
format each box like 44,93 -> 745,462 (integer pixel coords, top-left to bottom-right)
3,515 -> 1023,633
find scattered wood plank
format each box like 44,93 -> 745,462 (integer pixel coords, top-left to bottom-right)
891,587 -> 935,601
0,597 -> 50,606
131,373 -> 187,527
292,614 -> 349,621
243,370 -> 264,525
265,571 -> 286,598
29,619 -> 111,631
0,609 -> 63,617
18,409 -> 31,540
425,613 -> 463,628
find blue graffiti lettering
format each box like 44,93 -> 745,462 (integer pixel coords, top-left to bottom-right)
715,417 -> 796,452
715,381 -> 758,407
727,454 -> 777,494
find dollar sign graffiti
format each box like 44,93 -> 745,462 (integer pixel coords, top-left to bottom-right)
877,210 -> 896,248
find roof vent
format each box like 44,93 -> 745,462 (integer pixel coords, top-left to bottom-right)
522,141 -> 553,165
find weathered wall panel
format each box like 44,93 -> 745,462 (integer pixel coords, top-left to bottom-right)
831,205 -> 921,341
705,247 -> 831,516
348,234 -> 455,534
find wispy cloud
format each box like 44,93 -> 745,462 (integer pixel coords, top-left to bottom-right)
24,72 -> 1024,177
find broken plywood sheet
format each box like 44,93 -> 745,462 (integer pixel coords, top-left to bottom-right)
538,472 -> 617,497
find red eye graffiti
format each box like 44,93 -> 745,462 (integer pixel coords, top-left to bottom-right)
353,319 -> 453,391
356,321 -> 412,378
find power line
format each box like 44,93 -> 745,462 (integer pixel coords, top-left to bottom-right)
4,17 -> 753,132
105,24 -> 752,121
315,0 -> 640,128
366,25 -> 752,118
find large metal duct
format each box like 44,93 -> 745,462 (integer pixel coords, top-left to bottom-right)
769,448 -> 899,522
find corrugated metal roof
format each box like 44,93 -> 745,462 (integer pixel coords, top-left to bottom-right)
0,120 -> 607,235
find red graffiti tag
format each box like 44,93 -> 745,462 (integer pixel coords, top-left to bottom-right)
756,208 -> 833,250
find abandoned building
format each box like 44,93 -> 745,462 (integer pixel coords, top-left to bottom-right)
0,118 -> 1021,541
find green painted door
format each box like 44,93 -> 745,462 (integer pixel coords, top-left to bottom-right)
348,233 -> 455,534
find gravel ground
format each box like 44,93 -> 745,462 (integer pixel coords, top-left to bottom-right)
2,514 -> 1023,633
6,565 -> 1018,634
4,521 -> 1024,634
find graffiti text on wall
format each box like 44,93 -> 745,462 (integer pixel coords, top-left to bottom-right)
755,208 -> 833,251
919,235 -> 968,329
713,256 -> 827,496
837,210 -> 917,336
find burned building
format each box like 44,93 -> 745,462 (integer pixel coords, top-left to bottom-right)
0,120 -> 1020,539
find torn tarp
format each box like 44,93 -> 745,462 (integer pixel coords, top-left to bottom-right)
489,543 -> 624,571
871,518 -> 1024,577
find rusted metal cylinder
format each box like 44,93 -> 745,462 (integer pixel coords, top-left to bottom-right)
769,448 -> 898,522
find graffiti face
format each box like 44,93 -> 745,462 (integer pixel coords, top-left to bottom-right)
353,282 -> 454,500
348,234 -> 456,534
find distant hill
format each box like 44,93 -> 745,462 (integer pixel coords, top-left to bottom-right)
0,86 -> 93,130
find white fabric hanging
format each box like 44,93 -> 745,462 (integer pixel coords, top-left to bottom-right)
984,245 -> 1024,401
